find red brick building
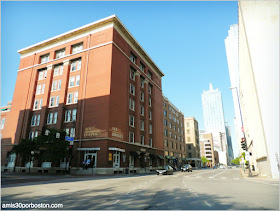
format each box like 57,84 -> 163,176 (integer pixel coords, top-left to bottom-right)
1,15 -> 165,174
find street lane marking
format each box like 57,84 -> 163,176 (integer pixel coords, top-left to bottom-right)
208,176 -> 214,179
212,170 -> 228,178
204,202 -> 211,207
194,193 -> 199,197
184,176 -> 190,178
234,178 -> 239,180
112,200 -> 119,204
221,177 -> 226,179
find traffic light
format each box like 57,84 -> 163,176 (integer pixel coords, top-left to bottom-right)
241,138 -> 247,150
69,145 -> 73,157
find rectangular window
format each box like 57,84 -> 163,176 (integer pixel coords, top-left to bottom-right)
149,98 -> 152,107
130,84 -> 135,95
54,64 -> 63,77
56,96 -> 59,106
70,128 -> 75,138
58,80 -> 62,90
33,100 -> 39,110
140,135 -> 144,145
69,76 -> 75,87
36,84 -> 42,95
169,122 -> 172,129
65,110 -> 71,122
140,77 -> 144,88
65,128 -> 70,136
129,131 -> 135,143
71,59 -> 82,72
47,113 -> 53,124
39,99 -> 43,109
40,54 -> 49,64
76,75 -> 80,86
140,62 -> 145,72
149,110 -> 152,120
72,109 -> 77,121
129,98 -> 135,111
171,142 -> 173,149
149,138 -> 152,147
165,140 -> 168,147
52,80 -> 58,91
36,115 -> 40,126
164,129 -> 168,136
74,92 -> 78,103
148,71 -> 152,79
129,115 -> 135,127
130,69 -> 135,81
72,43 -> 83,54
35,131 -> 38,138
148,84 -> 152,94
140,120 -> 144,131
49,96 -> 55,107
29,132 -> 34,140
130,53 -> 136,63
164,110 -> 167,116
38,69 -> 47,80
140,92 -> 144,102
67,93 -> 73,104
31,115 -> 36,126
140,106 -> 144,116
149,124 -> 152,134
55,49 -> 65,59
170,132 -> 172,138
164,119 -> 167,126
1,118 -> 5,129
53,112 -> 58,124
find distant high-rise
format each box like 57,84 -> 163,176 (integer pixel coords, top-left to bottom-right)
225,24 -> 244,156
201,83 -> 229,165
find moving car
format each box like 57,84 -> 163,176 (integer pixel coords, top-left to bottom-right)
156,165 -> 173,175
227,165 -> 232,169
219,165 -> 226,169
181,164 -> 192,172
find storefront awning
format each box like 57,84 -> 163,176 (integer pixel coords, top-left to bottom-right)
109,147 -> 125,152
77,148 -> 100,151
158,155 -> 164,160
165,155 -> 171,159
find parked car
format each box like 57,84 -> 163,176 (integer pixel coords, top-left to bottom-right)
213,165 -> 217,169
156,165 -> 173,175
181,164 -> 192,172
227,165 -> 232,169
219,165 -> 226,169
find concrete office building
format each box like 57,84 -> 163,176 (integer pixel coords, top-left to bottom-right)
225,123 -> 234,162
201,83 -> 229,165
238,1 -> 279,179
162,96 -> 186,168
1,15 -> 165,174
184,117 -> 201,167
199,132 -> 216,167
225,24 -> 244,156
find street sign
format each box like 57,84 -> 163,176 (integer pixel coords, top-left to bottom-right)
65,136 -> 74,141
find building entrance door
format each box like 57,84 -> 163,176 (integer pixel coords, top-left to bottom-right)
84,151 -> 97,168
113,151 -> 120,168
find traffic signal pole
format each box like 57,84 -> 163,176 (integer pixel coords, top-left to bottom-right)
230,87 -> 252,177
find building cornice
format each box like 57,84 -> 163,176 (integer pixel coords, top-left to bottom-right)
17,15 -> 164,78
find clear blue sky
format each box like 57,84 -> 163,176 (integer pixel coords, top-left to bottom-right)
1,1 -> 239,157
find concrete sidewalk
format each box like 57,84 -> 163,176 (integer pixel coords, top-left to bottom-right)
240,168 -> 279,182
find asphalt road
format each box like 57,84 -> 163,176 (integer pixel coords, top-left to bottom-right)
1,168 -> 279,210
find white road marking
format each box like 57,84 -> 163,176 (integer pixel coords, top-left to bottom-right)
221,177 -> 226,179
212,170 -> 227,178
184,176 -> 190,178
234,178 -> 239,180
194,193 -> 199,197
204,201 -> 211,207
208,176 -> 214,179
112,200 -> 119,204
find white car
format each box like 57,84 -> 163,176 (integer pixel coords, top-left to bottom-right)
219,165 -> 226,169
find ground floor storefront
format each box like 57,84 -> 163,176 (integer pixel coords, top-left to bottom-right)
1,139 -> 165,175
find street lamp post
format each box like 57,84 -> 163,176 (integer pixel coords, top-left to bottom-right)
229,86 -> 252,177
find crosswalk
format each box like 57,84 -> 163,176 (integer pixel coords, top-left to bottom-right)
184,175 -> 240,180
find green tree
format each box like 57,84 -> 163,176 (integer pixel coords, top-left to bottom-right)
201,156 -> 210,166
11,138 -> 41,173
231,156 -> 241,165
38,128 -> 69,166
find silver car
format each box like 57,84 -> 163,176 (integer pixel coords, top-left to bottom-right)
156,165 -> 174,175
181,164 -> 193,172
